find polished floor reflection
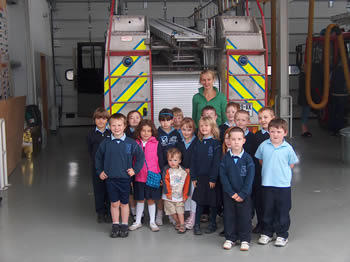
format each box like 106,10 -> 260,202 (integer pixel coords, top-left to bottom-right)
0,120 -> 349,262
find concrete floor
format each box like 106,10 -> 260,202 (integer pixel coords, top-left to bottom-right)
0,120 -> 350,262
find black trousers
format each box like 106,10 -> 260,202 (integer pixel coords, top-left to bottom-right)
92,168 -> 110,214
223,193 -> 252,242
262,186 -> 291,239
251,174 -> 264,225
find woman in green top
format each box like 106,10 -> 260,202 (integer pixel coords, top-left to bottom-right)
192,70 -> 228,127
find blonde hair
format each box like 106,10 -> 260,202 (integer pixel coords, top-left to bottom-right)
180,117 -> 195,130
197,116 -> 220,141
259,107 -> 275,117
172,107 -> 183,116
235,109 -> 250,120
199,69 -> 215,81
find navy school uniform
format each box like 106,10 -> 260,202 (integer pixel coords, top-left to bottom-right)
243,129 -> 257,157
190,137 -> 221,207
95,134 -> 145,204
178,135 -> 198,169
125,126 -> 136,139
220,149 -> 255,242
252,129 -> 270,225
87,127 -> 112,214
219,122 -> 235,143
157,127 -> 183,166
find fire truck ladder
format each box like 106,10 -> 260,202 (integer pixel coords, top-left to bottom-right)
226,0 -> 269,120
105,1 -> 153,119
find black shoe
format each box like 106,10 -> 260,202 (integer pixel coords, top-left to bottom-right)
252,224 -> 262,234
110,224 -> 120,238
219,230 -> 225,237
205,224 -> 217,234
97,213 -> 105,223
119,224 -> 129,238
104,214 -> 112,223
301,131 -> 312,137
193,224 -> 202,235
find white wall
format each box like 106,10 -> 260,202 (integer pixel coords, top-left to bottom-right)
7,0 -> 55,129
7,0 -> 35,103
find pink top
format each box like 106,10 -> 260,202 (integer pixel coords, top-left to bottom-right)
135,136 -> 161,183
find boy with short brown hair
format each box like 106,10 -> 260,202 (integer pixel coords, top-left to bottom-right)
87,107 -> 111,223
95,113 -> 145,238
255,118 -> 299,247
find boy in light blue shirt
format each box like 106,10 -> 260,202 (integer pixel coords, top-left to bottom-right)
255,118 -> 299,247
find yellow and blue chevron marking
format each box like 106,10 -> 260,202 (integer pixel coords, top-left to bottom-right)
136,98 -> 149,115
104,39 -> 147,96
228,70 -> 263,115
107,72 -> 148,114
226,39 -> 265,93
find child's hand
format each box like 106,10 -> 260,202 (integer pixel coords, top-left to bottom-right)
185,168 -> 190,174
209,182 -> 216,189
99,171 -> 108,180
192,180 -> 197,188
232,193 -> 238,200
235,196 -> 243,202
127,168 -> 135,177
160,180 -> 163,186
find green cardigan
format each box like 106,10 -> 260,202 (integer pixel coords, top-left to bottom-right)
192,87 -> 227,127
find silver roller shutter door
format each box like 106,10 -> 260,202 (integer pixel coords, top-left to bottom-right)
153,72 -> 220,127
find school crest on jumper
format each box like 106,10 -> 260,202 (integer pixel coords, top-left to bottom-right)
240,165 -> 247,176
208,146 -> 213,157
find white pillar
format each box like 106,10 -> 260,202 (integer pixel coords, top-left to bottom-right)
277,0 -> 292,136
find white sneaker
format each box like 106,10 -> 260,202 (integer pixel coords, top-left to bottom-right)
129,222 -> 142,231
240,241 -> 250,251
275,237 -> 288,247
155,215 -> 163,226
150,222 -> 160,232
223,240 -> 235,250
168,215 -> 176,225
258,234 -> 273,245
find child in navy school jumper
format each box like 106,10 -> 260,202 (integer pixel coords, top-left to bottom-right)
125,110 -> 143,220
87,107 -> 112,223
220,127 -> 255,251
162,148 -> 191,234
219,102 -> 240,142
255,118 -> 299,247
200,105 -> 223,221
95,113 -> 144,238
129,119 -> 164,233
156,108 -> 183,225
179,117 -> 198,230
252,107 -> 275,234
191,116 -> 221,235
234,110 -> 256,157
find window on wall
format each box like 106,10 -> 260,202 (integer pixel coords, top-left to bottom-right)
81,45 -> 103,69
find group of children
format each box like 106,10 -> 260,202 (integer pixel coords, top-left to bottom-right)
87,102 -> 299,251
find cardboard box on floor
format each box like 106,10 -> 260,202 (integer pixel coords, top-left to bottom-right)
0,96 -> 26,175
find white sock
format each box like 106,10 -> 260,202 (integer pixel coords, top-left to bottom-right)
131,207 -> 136,216
148,204 -> 156,224
135,202 -> 144,224
156,209 -> 163,218
191,200 -> 197,213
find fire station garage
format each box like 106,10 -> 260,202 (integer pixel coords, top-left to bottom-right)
0,0 -> 350,261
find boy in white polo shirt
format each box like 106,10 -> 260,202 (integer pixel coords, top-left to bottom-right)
254,118 -> 299,247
